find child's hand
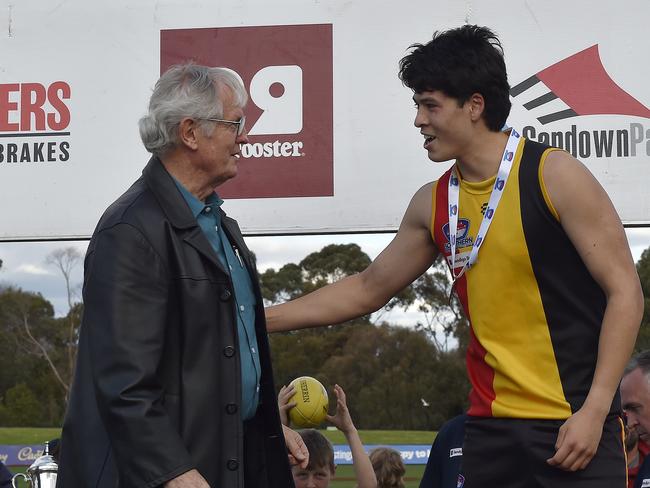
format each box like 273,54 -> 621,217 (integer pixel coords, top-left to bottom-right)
278,384 -> 297,426
326,384 -> 356,434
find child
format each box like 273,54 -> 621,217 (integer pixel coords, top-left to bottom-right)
369,447 -> 406,488
279,383 -> 377,488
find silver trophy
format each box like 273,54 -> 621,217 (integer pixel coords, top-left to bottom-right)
11,441 -> 58,488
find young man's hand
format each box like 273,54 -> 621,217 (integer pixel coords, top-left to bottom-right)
546,405 -> 606,471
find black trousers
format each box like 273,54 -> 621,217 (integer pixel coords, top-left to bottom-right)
460,415 -> 626,488
243,416 -> 271,488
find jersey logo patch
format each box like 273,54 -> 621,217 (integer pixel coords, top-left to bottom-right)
642,479 -> 650,488
443,218 -> 473,252
449,447 -> 463,458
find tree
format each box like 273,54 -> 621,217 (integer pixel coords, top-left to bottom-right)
45,247 -> 83,388
262,242 -> 472,428
260,243 -> 415,324
0,383 -> 41,427
411,256 -> 470,353
635,246 -> 650,351
0,247 -> 82,406
269,322 -> 470,430
0,287 -> 69,425
0,287 -> 65,388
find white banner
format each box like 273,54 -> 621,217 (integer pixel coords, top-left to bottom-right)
0,0 -> 648,240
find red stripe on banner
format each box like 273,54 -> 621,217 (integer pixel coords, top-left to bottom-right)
537,45 -> 650,118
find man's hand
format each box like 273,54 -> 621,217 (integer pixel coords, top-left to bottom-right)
283,424 -> 309,469
277,384 -> 297,427
546,407 -> 606,471
326,384 -> 355,435
164,469 -> 210,488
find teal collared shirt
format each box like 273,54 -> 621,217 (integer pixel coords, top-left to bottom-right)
173,179 -> 261,420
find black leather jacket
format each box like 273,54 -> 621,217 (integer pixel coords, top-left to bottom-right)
57,158 -> 293,488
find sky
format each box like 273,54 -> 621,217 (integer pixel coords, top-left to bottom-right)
0,228 -> 649,321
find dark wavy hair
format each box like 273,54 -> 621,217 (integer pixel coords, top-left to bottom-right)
399,25 -> 511,131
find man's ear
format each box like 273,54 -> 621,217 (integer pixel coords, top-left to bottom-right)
178,117 -> 200,150
467,93 -> 486,122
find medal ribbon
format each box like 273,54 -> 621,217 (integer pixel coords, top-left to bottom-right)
447,129 -> 522,295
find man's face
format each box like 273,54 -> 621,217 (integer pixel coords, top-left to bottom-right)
413,90 -> 473,163
621,368 -> 650,442
195,87 -> 249,187
291,465 -> 334,488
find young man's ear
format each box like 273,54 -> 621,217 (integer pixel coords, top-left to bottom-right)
467,93 -> 486,122
178,117 -> 200,150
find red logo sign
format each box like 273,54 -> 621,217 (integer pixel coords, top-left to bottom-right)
511,45 -> 650,124
161,24 -> 333,199
0,82 -> 71,132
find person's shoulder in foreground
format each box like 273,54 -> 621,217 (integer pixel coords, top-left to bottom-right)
419,414 -> 466,488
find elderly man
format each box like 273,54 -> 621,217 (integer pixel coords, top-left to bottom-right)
57,64 -> 306,488
621,351 -> 650,488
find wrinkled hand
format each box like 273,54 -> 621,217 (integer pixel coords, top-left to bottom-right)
164,469 -> 210,488
547,407 -> 605,471
283,424 -> 309,469
278,384 -> 297,427
326,384 -> 355,434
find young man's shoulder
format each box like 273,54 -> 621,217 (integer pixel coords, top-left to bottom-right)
406,180 -> 437,225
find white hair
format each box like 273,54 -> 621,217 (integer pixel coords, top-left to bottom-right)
139,64 -> 248,157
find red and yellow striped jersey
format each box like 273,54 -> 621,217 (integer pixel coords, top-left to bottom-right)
430,138 -> 614,419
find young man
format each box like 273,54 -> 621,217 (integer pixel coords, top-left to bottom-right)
266,25 -> 643,487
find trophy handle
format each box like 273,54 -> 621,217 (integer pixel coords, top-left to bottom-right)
11,473 -> 31,488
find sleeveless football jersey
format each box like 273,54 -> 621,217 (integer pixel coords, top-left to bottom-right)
430,137 -> 616,419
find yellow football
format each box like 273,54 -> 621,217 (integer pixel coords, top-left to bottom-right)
288,376 -> 329,428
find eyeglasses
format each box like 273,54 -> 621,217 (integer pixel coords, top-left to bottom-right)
199,116 -> 246,136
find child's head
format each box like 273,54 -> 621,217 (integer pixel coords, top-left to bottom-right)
369,447 -> 406,488
291,429 -> 336,488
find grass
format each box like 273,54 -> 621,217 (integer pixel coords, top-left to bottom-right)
0,428 -> 61,445
1,428 -> 435,486
320,429 -> 436,445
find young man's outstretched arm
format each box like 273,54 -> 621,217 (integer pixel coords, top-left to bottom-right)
266,182 -> 439,332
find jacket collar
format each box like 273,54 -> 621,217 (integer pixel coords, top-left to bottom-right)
142,156 -> 228,274
142,156 -> 197,230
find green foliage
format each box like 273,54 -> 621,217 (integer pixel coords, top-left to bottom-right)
0,383 -> 42,427
263,242 -> 471,430
636,247 -> 650,352
260,244 -> 416,320
270,322 -> 469,431
0,287 -> 71,426
411,257 -> 469,353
